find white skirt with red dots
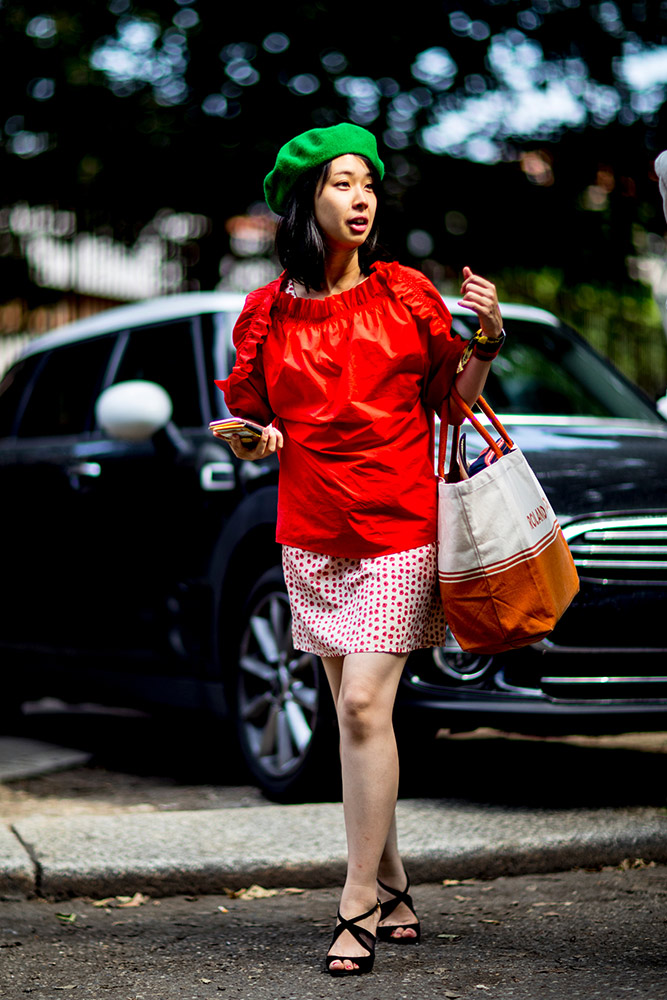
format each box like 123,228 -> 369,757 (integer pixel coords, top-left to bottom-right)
282,543 -> 447,656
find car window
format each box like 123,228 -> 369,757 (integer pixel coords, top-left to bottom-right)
451,316 -> 660,420
0,355 -> 42,437
111,320 -> 202,428
485,338 -> 612,417
17,337 -> 116,438
201,310 -> 240,417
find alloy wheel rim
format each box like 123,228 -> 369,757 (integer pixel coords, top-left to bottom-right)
238,590 -> 320,779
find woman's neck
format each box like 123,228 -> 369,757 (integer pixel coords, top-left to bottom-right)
295,249 -> 366,300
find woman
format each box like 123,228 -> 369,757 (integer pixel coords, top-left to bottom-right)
216,123 -> 504,976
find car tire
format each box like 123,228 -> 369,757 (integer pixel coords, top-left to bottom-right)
232,566 -> 340,802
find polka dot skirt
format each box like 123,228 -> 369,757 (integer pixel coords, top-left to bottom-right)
282,543 -> 447,657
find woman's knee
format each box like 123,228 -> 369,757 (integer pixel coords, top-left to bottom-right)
337,684 -> 388,741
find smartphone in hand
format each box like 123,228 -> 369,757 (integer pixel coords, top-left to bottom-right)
209,417 -> 264,447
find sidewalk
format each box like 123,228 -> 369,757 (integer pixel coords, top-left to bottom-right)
3,798 -> 667,899
2,735 -> 667,900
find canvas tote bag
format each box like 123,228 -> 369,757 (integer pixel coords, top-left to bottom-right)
437,388 -> 579,654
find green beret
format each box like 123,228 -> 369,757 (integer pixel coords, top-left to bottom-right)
263,123 -> 385,215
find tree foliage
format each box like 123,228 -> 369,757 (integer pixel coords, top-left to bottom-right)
1,0 -> 666,294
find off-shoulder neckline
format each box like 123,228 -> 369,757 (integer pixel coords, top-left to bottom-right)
275,261 -> 402,316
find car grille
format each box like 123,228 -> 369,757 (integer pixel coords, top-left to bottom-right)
561,514 -> 667,585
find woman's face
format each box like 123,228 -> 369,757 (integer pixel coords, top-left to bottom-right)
314,154 -> 377,252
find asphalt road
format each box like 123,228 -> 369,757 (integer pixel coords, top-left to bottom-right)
2,704 -> 667,997
2,866 -> 666,1000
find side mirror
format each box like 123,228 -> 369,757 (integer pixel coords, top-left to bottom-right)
95,380 -> 173,442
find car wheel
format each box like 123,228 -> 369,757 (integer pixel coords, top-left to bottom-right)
233,566 -> 340,802
431,626 -> 494,682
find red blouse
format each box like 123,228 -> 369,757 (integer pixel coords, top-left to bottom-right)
215,261 -> 466,558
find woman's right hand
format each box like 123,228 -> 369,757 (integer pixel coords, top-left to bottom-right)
226,424 -> 283,461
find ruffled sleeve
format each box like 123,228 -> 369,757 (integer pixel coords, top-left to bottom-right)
214,276 -> 284,425
382,263 -> 467,413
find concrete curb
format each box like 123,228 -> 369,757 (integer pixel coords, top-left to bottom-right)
4,800 -> 667,899
0,824 -> 34,897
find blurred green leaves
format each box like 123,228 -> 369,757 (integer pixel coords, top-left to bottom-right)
1,1 -> 666,394
492,267 -> 665,399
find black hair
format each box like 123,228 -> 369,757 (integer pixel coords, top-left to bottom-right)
275,155 -> 382,292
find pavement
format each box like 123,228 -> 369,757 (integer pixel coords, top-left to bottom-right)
2,735 -> 667,901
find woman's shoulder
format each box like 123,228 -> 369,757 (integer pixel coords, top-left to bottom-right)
374,261 -> 448,315
232,273 -> 285,345
374,260 -> 440,295
379,260 -> 431,283
241,273 -> 286,313
232,274 -> 283,350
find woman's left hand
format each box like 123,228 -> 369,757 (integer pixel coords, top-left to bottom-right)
457,266 -> 503,339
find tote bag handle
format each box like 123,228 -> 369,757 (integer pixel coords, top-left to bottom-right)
438,386 -> 515,479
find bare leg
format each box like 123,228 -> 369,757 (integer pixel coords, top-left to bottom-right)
321,651 -> 407,971
323,658 -> 418,944
376,814 -> 419,939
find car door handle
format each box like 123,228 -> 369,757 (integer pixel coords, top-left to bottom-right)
67,462 -> 102,478
200,460 -> 234,491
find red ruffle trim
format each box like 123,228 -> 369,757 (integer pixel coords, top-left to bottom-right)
214,274 -> 284,400
379,261 -> 454,335
214,261 -> 454,400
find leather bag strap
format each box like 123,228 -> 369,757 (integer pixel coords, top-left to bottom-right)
438,386 -> 515,479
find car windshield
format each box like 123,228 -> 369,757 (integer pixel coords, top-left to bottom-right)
451,316 -> 660,421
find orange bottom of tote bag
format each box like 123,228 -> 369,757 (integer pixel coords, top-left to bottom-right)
437,390 -> 579,655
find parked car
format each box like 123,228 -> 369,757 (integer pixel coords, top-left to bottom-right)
1,292 -> 666,800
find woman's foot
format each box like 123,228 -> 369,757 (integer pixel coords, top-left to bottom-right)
376,871 -> 421,943
326,896 -> 380,974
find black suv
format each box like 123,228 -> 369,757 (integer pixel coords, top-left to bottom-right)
1,293 -> 666,800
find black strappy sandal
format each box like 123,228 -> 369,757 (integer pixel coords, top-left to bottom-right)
325,900 -> 380,976
377,873 -> 421,944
